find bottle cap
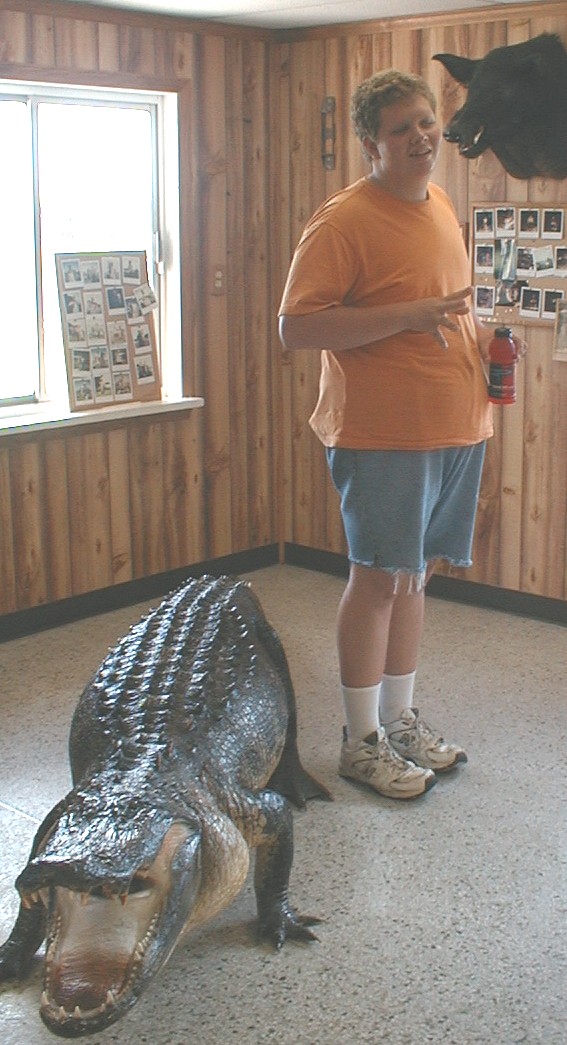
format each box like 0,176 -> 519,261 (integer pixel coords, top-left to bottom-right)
495,326 -> 512,337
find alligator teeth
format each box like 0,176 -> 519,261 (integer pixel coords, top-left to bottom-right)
119,893 -> 128,906
59,1006 -> 67,1019
106,990 -> 118,1008
41,991 -> 49,1007
73,1006 -> 82,1018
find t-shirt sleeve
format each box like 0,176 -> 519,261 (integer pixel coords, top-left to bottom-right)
278,221 -> 359,316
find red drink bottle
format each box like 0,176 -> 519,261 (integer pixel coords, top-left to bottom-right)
488,326 -> 518,404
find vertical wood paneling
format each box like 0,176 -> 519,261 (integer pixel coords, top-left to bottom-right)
198,34 -> 233,559
30,15 -> 55,68
288,39 -> 327,547
107,427 -> 133,584
0,2 -> 566,616
43,438 -> 73,601
66,432 -> 113,595
10,442 -> 47,608
97,22 -> 120,72
521,327 -> 553,594
0,447 -> 17,614
0,11 -> 27,64
226,38 -> 249,549
242,39 -> 272,546
269,42 -> 292,551
128,422 -> 166,577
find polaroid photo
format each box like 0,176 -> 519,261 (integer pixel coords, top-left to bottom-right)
516,247 -> 536,278
542,289 -> 564,321
553,301 -> 567,361
519,286 -> 541,318
113,370 -> 134,400
475,244 -> 494,274
66,318 -> 87,346
91,345 -> 110,371
495,207 -> 516,236
555,247 -> 567,276
542,209 -> 564,239
63,290 -> 84,316
61,258 -> 83,289
111,346 -> 129,368
84,291 -> 104,315
102,256 -> 122,285
125,295 -> 143,323
86,314 -> 107,345
475,284 -> 495,316
94,369 -> 114,402
80,259 -> 102,288
133,282 -> 158,314
106,286 -> 126,315
533,245 -> 555,277
495,280 -> 520,308
474,209 -> 494,238
132,323 -> 151,352
72,349 -> 91,376
73,375 -> 94,406
518,209 -> 540,239
122,256 -> 142,284
494,239 -> 516,281
135,354 -> 156,384
107,320 -> 128,346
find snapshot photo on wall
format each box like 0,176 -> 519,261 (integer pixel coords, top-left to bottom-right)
472,203 -> 566,331
56,251 -> 161,411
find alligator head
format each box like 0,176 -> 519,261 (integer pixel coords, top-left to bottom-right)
17,771 -> 203,1037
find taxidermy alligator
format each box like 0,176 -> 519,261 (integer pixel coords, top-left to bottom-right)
0,575 -> 331,1038
433,33 -> 567,179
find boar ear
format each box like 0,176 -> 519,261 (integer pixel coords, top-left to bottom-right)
432,53 -> 478,86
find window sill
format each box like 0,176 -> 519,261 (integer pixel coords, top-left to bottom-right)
0,397 -> 204,438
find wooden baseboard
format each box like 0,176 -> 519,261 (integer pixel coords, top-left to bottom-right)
3,541 -> 566,641
284,544 -> 567,626
0,545 -> 279,641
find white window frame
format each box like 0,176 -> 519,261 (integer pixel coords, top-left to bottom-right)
0,80 -> 182,423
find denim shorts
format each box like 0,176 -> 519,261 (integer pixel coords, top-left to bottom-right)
326,443 -> 486,590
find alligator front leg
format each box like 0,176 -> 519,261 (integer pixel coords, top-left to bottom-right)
251,790 -> 321,950
0,903 -> 46,981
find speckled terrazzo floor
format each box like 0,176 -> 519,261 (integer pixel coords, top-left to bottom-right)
1,564 -> 566,1045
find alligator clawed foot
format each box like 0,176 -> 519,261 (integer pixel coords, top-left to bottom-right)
258,908 -> 323,950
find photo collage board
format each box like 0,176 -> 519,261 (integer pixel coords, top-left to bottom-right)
471,202 -> 567,332
56,251 -> 160,411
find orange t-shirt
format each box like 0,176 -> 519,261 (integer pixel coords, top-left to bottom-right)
279,178 -> 493,450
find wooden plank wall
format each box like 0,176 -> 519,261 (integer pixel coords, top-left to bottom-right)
0,1 -> 277,614
273,1 -> 567,600
0,2 -> 566,616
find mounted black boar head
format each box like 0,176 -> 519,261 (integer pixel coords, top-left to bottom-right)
433,33 -> 567,179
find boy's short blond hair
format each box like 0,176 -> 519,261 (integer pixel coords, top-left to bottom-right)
351,70 -> 437,147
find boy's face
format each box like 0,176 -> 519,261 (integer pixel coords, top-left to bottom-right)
365,94 -> 441,190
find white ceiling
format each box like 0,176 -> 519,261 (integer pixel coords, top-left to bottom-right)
61,0 -> 546,31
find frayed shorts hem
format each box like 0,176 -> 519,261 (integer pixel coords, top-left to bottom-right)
348,556 -> 473,594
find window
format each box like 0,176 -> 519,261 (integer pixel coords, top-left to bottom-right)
0,82 -> 181,412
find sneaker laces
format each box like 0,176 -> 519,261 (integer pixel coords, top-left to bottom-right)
352,730 -> 418,776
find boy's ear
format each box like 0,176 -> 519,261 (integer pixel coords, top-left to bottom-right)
363,135 -> 380,159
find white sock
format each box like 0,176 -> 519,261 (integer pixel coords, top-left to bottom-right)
341,683 -> 381,742
379,671 -> 416,730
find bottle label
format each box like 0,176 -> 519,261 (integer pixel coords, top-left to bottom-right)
488,362 -> 516,403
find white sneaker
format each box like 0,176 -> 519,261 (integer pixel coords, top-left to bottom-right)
339,727 -> 436,799
386,708 -> 467,773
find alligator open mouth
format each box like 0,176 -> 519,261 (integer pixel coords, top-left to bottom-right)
20,823 -> 192,1038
